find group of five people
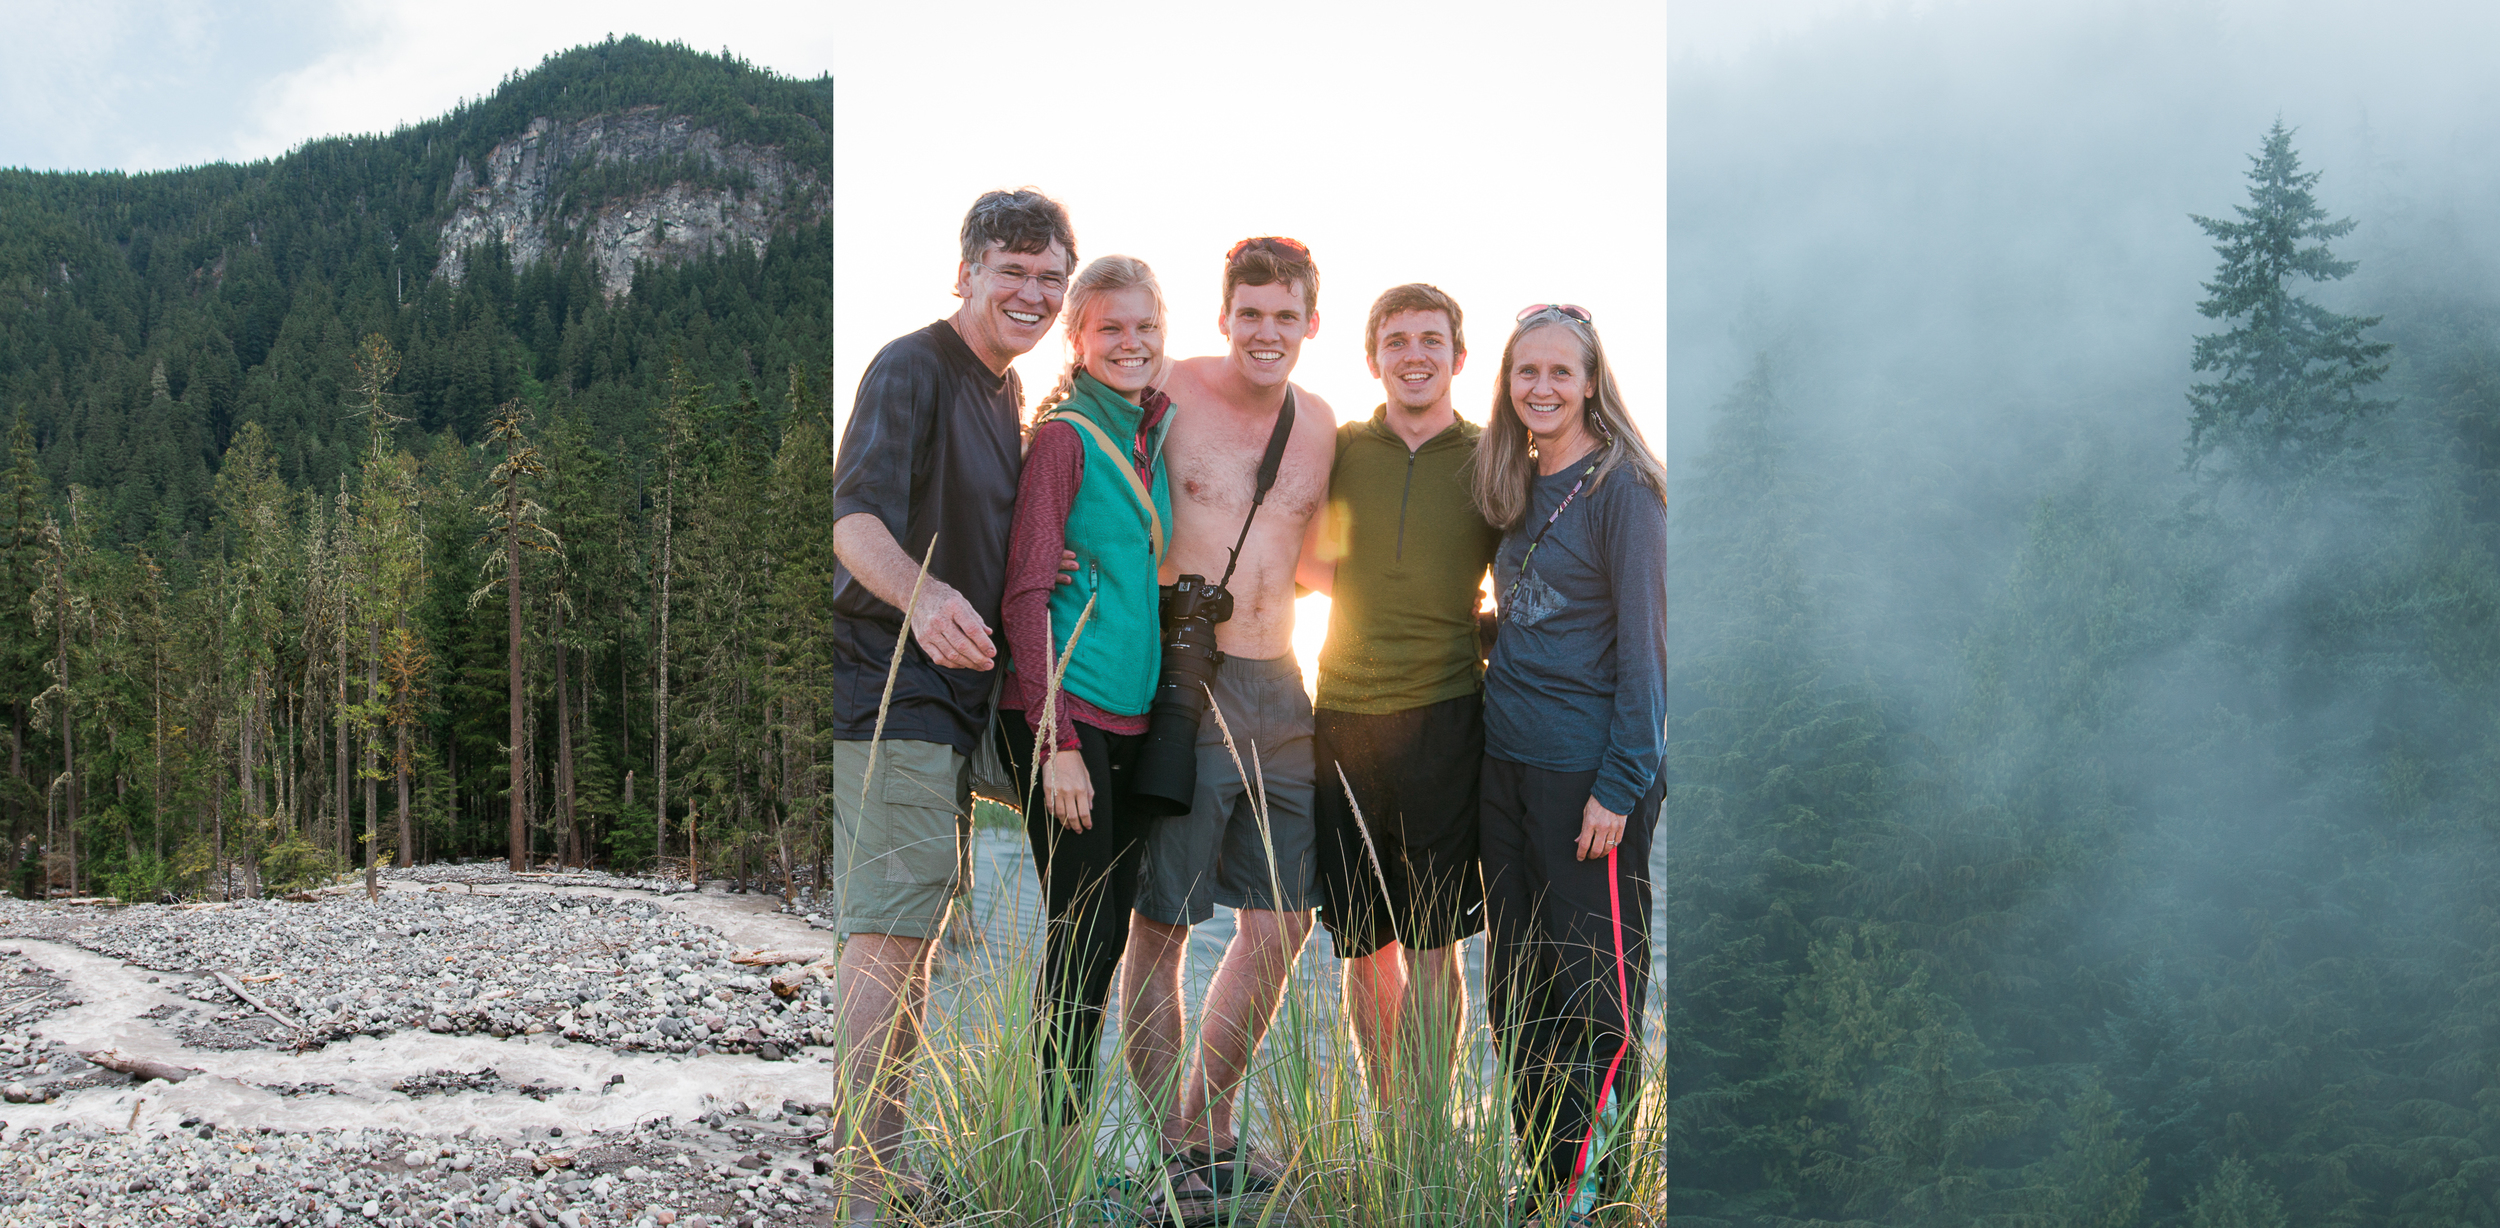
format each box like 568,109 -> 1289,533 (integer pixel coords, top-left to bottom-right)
826,188 -> 1667,1223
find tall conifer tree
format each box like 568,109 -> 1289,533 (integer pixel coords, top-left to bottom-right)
480,399 -> 553,871
2186,121 -> 2392,485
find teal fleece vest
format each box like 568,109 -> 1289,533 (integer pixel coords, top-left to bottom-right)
1037,373 -> 1173,716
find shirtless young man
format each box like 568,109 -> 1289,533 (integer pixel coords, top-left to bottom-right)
1121,237 -> 1337,1195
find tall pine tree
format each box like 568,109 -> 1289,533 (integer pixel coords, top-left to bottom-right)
2185,121 -> 2392,486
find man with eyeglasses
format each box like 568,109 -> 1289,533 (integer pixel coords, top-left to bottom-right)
828,187 -> 1073,1222
1121,235 -> 1339,1199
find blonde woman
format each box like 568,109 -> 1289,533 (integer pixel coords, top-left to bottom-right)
996,255 -> 1176,1139
1472,304 -> 1668,1222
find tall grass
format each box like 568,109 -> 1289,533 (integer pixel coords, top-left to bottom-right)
834,543 -> 1659,1223
878,899 -> 1667,1224
832,701 -> 1664,1225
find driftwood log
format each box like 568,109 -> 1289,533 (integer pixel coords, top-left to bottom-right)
213,971 -> 302,1031
729,949 -> 828,968
770,958 -> 837,999
81,1049 -> 200,1083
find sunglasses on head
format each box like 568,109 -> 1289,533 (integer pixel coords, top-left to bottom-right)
1516,303 -> 1593,323
1226,236 -> 1311,264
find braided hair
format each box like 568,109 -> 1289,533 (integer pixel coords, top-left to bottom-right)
1028,255 -> 1169,431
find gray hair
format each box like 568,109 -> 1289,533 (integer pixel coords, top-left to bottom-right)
959,188 -> 1076,271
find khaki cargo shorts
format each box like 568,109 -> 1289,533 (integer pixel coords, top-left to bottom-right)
829,739 -> 973,939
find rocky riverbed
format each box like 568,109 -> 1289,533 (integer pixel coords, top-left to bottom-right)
59,889 -> 823,1057
1,1107 -> 841,1227
0,830 -> 1578,1226
0,866 -> 863,1226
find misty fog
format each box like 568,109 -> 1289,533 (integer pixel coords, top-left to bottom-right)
1667,3 -> 2500,1224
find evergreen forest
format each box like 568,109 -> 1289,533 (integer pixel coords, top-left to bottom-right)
0,37 -> 835,902
1667,13 -> 2500,1227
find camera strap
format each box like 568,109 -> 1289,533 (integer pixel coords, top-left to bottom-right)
1215,388 -> 1297,592
1499,449 -> 1604,625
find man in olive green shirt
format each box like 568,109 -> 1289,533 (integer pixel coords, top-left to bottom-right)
1306,284 -> 1501,1104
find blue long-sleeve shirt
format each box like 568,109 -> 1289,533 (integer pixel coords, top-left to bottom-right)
1484,463 -> 1668,815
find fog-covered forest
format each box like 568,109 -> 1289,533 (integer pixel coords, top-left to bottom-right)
0,38 -> 833,901
1668,5 -> 2500,1226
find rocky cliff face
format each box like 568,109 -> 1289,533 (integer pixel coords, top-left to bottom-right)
434,107 -> 822,297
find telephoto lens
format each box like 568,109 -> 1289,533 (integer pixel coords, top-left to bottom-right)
1131,575 -> 1233,817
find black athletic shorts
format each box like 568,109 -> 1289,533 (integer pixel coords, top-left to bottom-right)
1313,691 -> 1487,959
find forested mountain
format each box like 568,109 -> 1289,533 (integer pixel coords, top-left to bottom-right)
1667,14 -> 2500,1226
0,37 -> 831,900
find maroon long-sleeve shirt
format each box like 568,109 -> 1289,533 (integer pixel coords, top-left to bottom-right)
1000,390 -> 1171,752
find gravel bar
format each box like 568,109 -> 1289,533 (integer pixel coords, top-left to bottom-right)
11,889 -> 832,1059
0,1108 -> 844,1226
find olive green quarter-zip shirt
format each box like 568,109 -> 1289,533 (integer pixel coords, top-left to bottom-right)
1315,408 -> 1502,715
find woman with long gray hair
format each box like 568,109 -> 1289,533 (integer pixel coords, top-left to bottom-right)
995,254 -> 1177,1166
1471,303 -> 1667,1222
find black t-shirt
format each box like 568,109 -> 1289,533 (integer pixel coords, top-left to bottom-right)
831,320 -> 1023,753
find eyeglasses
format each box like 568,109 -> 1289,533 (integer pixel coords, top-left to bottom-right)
1516,303 -> 1593,323
971,261 -> 1069,296
1226,236 -> 1311,265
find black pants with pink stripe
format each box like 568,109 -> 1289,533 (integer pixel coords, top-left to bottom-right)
1481,756 -> 1660,1205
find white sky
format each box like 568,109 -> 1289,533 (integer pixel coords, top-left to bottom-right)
4,0 -> 1666,683
1670,0 -> 1941,63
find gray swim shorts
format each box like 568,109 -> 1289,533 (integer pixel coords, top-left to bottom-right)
1135,653 -> 1318,926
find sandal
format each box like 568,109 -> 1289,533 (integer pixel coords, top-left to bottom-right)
1152,1150 -> 1213,1199
1175,1144 -> 1278,1198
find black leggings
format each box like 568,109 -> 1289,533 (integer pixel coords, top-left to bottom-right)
1000,715 -> 1150,1126
1481,756 -> 1660,1207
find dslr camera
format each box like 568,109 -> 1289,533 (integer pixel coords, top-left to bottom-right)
1130,574 -> 1232,816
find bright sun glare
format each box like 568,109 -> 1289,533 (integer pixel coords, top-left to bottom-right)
1291,593 -> 1331,699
